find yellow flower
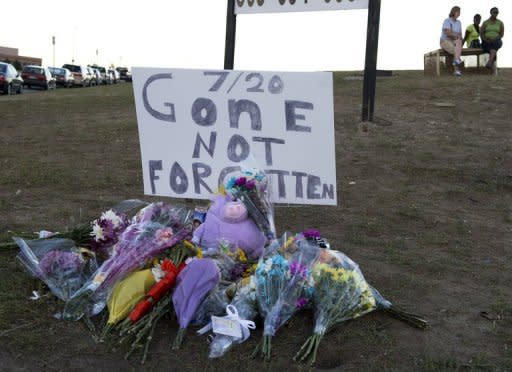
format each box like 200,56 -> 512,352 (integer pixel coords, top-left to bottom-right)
283,236 -> 296,250
196,248 -> 203,259
238,249 -> 248,262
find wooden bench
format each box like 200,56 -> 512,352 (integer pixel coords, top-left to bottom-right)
424,48 -> 497,76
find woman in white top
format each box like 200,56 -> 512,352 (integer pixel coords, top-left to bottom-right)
440,6 -> 463,76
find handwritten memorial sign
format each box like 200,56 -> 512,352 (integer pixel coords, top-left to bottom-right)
132,68 -> 336,205
234,0 -> 368,14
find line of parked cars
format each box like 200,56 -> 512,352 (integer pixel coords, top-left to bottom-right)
0,61 -> 132,95
61,64 -> 132,88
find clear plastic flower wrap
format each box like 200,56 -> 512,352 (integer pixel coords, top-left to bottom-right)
207,276 -> 258,358
224,167 -> 276,240
62,202 -> 193,320
15,237 -> 98,301
253,233 -> 320,360
190,285 -> 230,327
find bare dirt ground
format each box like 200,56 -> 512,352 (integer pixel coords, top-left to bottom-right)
0,70 -> 511,371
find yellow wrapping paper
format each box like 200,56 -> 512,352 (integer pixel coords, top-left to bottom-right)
106,269 -> 156,325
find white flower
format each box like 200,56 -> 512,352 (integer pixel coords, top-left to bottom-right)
249,276 -> 256,290
264,258 -> 272,273
102,209 -> 123,228
151,263 -> 165,282
91,222 -> 104,241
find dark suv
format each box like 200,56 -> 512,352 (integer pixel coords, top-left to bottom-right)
116,67 -> 132,82
0,62 -> 23,95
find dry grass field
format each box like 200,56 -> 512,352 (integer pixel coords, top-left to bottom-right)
1,70 -> 511,371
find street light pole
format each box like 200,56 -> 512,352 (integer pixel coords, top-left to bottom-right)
52,36 -> 55,67
72,26 -> 77,63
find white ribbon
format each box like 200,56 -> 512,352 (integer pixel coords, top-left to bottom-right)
197,305 -> 256,342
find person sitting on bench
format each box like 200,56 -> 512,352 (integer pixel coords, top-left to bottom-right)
440,6 -> 463,76
481,7 -> 504,72
464,14 -> 482,48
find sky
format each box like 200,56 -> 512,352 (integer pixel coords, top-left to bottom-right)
1,0 -> 510,71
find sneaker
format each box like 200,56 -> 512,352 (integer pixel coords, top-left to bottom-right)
452,58 -> 462,66
454,70 -> 462,77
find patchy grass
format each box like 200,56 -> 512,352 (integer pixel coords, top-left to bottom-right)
1,71 -> 512,370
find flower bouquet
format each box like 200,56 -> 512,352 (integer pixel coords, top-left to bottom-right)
294,249 -> 377,365
253,236 -> 320,360
172,258 -> 220,349
117,244 -> 191,364
225,168 -> 276,240
63,202 -> 193,320
102,268 -> 156,338
205,276 -> 259,358
15,237 -> 98,301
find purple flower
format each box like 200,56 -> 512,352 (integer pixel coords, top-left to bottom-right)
290,261 -> 308,279
303,229 -> 321,239
235,177 -> 247,187
229,263 -> 250,281
245,179 -> 256,190
296,297 -> 308,309
39,250 -> 84,276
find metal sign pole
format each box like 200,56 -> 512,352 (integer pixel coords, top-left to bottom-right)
224,0 -> 236,70
362,0 -> 381,122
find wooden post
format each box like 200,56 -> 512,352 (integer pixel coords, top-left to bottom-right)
224,0 -> 236,70
361,0 -> 381,122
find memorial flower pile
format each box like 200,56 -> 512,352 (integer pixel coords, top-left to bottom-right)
13,167 -> 427,365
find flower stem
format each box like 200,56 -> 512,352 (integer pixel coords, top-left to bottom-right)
384,306 -> 428,330
172,328 -> 186,350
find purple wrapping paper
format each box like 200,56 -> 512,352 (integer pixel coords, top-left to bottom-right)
173,258 -> 220,329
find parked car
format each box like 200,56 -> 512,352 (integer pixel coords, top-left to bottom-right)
85,67 -> 96,86
62,63 -> 90,87
48,67 -> 75,88
21,65 -> 56,90
90,65 -> 112,85
109,68 -> 120,84
116,67 -> 132,82
0,62 -> 23,95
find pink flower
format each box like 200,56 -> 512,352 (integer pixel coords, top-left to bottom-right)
156,227 -> 174,242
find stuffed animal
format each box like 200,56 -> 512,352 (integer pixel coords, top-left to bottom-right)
191,194 -> 266,260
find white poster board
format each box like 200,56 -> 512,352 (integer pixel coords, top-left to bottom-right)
235,0 -> 368,14
132,67 -> 336,205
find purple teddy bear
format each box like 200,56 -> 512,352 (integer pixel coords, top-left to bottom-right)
191,194 -> 266,260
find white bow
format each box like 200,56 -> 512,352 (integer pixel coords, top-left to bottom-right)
197,305 -> 256,342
